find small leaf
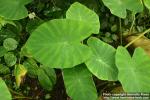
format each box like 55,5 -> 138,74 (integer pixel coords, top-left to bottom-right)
41,65 -> 56,85
66,2 -> 100,34
86,37 -> 118,81
144,0 -> 150,9
4,52 -> 17,67
63,64 -> 98,100
3,38 -> 18,51
14,64 -> 27,87
0,64 -> 10,75
23,58 -> 38,78
37,68 -> 53,91
26,19 -> 92,68
0,78 -> 12,100
0,46 -> 7,57
0,0 -> 33,20
116,46 -> 150,92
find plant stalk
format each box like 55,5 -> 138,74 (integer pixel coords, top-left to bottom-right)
125,28 -> 150,48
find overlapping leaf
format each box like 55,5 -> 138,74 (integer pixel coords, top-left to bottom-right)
116,47 -> 150,92
125,0 -> 143,13
25,19 -> 92,68
63,65 -> 98,100
102,0 -> 143,18
0,78 -> 11,100
86,37 -> 118,81
0,0 -> 32,20
66,2 -> 100,34
144,0 -> 150,9
37,68 -> 54,91
23,58 -> 38,78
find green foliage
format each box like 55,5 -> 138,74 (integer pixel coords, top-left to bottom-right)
1,1 -> 150,100
23,58 -> 38,78
102,0 -> 143,18
0,78 -> 12,100
66,2 -> 100,34
37,66 -> 56,91
0,64 -> 10,75
116,47 -> 150,92
0,46 -> 7,57
144,0 -> 150,9
0,0 -> 33,20
4,52 -> 17,67
86,37 -> 118,81
3,38 -> 18,51
25,19 -> 92,68
63,65 -> 98,100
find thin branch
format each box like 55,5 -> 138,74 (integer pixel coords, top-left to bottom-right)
125,28 -> 150,48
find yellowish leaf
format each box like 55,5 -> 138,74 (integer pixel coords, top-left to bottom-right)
14,64 -> 27,87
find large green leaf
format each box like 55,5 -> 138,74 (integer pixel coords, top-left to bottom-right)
0,0 -> 32,20
63,65 -> 98,100
116,47 -> 150,92
102,0 -> 126,18
144,0 -> 150,9
102,0 -> 143,18
125,0 -> 143,13
66,2 -> 100,34
85,37 -> 118,81
25,19 -> 92,68
0,78 -> 11,100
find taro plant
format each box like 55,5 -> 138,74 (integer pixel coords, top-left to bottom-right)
0,0 -> 150,100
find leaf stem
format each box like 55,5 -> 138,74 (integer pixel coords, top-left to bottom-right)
129,13 -> 135,34
12,96 -> 33,99
125,28 -> 150,48
9,88 -> 23,96
119,18 -> 122,45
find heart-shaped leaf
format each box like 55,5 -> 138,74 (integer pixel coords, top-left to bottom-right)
102,0 -> 126,18
66,2 -> 100,34
102,0 -> 143,18
63,64 -> 98,100
116,47 -> 150,92
0,78 -> 12,100
25,19 -> 92,68
85,37 -> 118,81
125,0 -> 143,13
0,0 -> 32,20
144,0 -> 150,9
